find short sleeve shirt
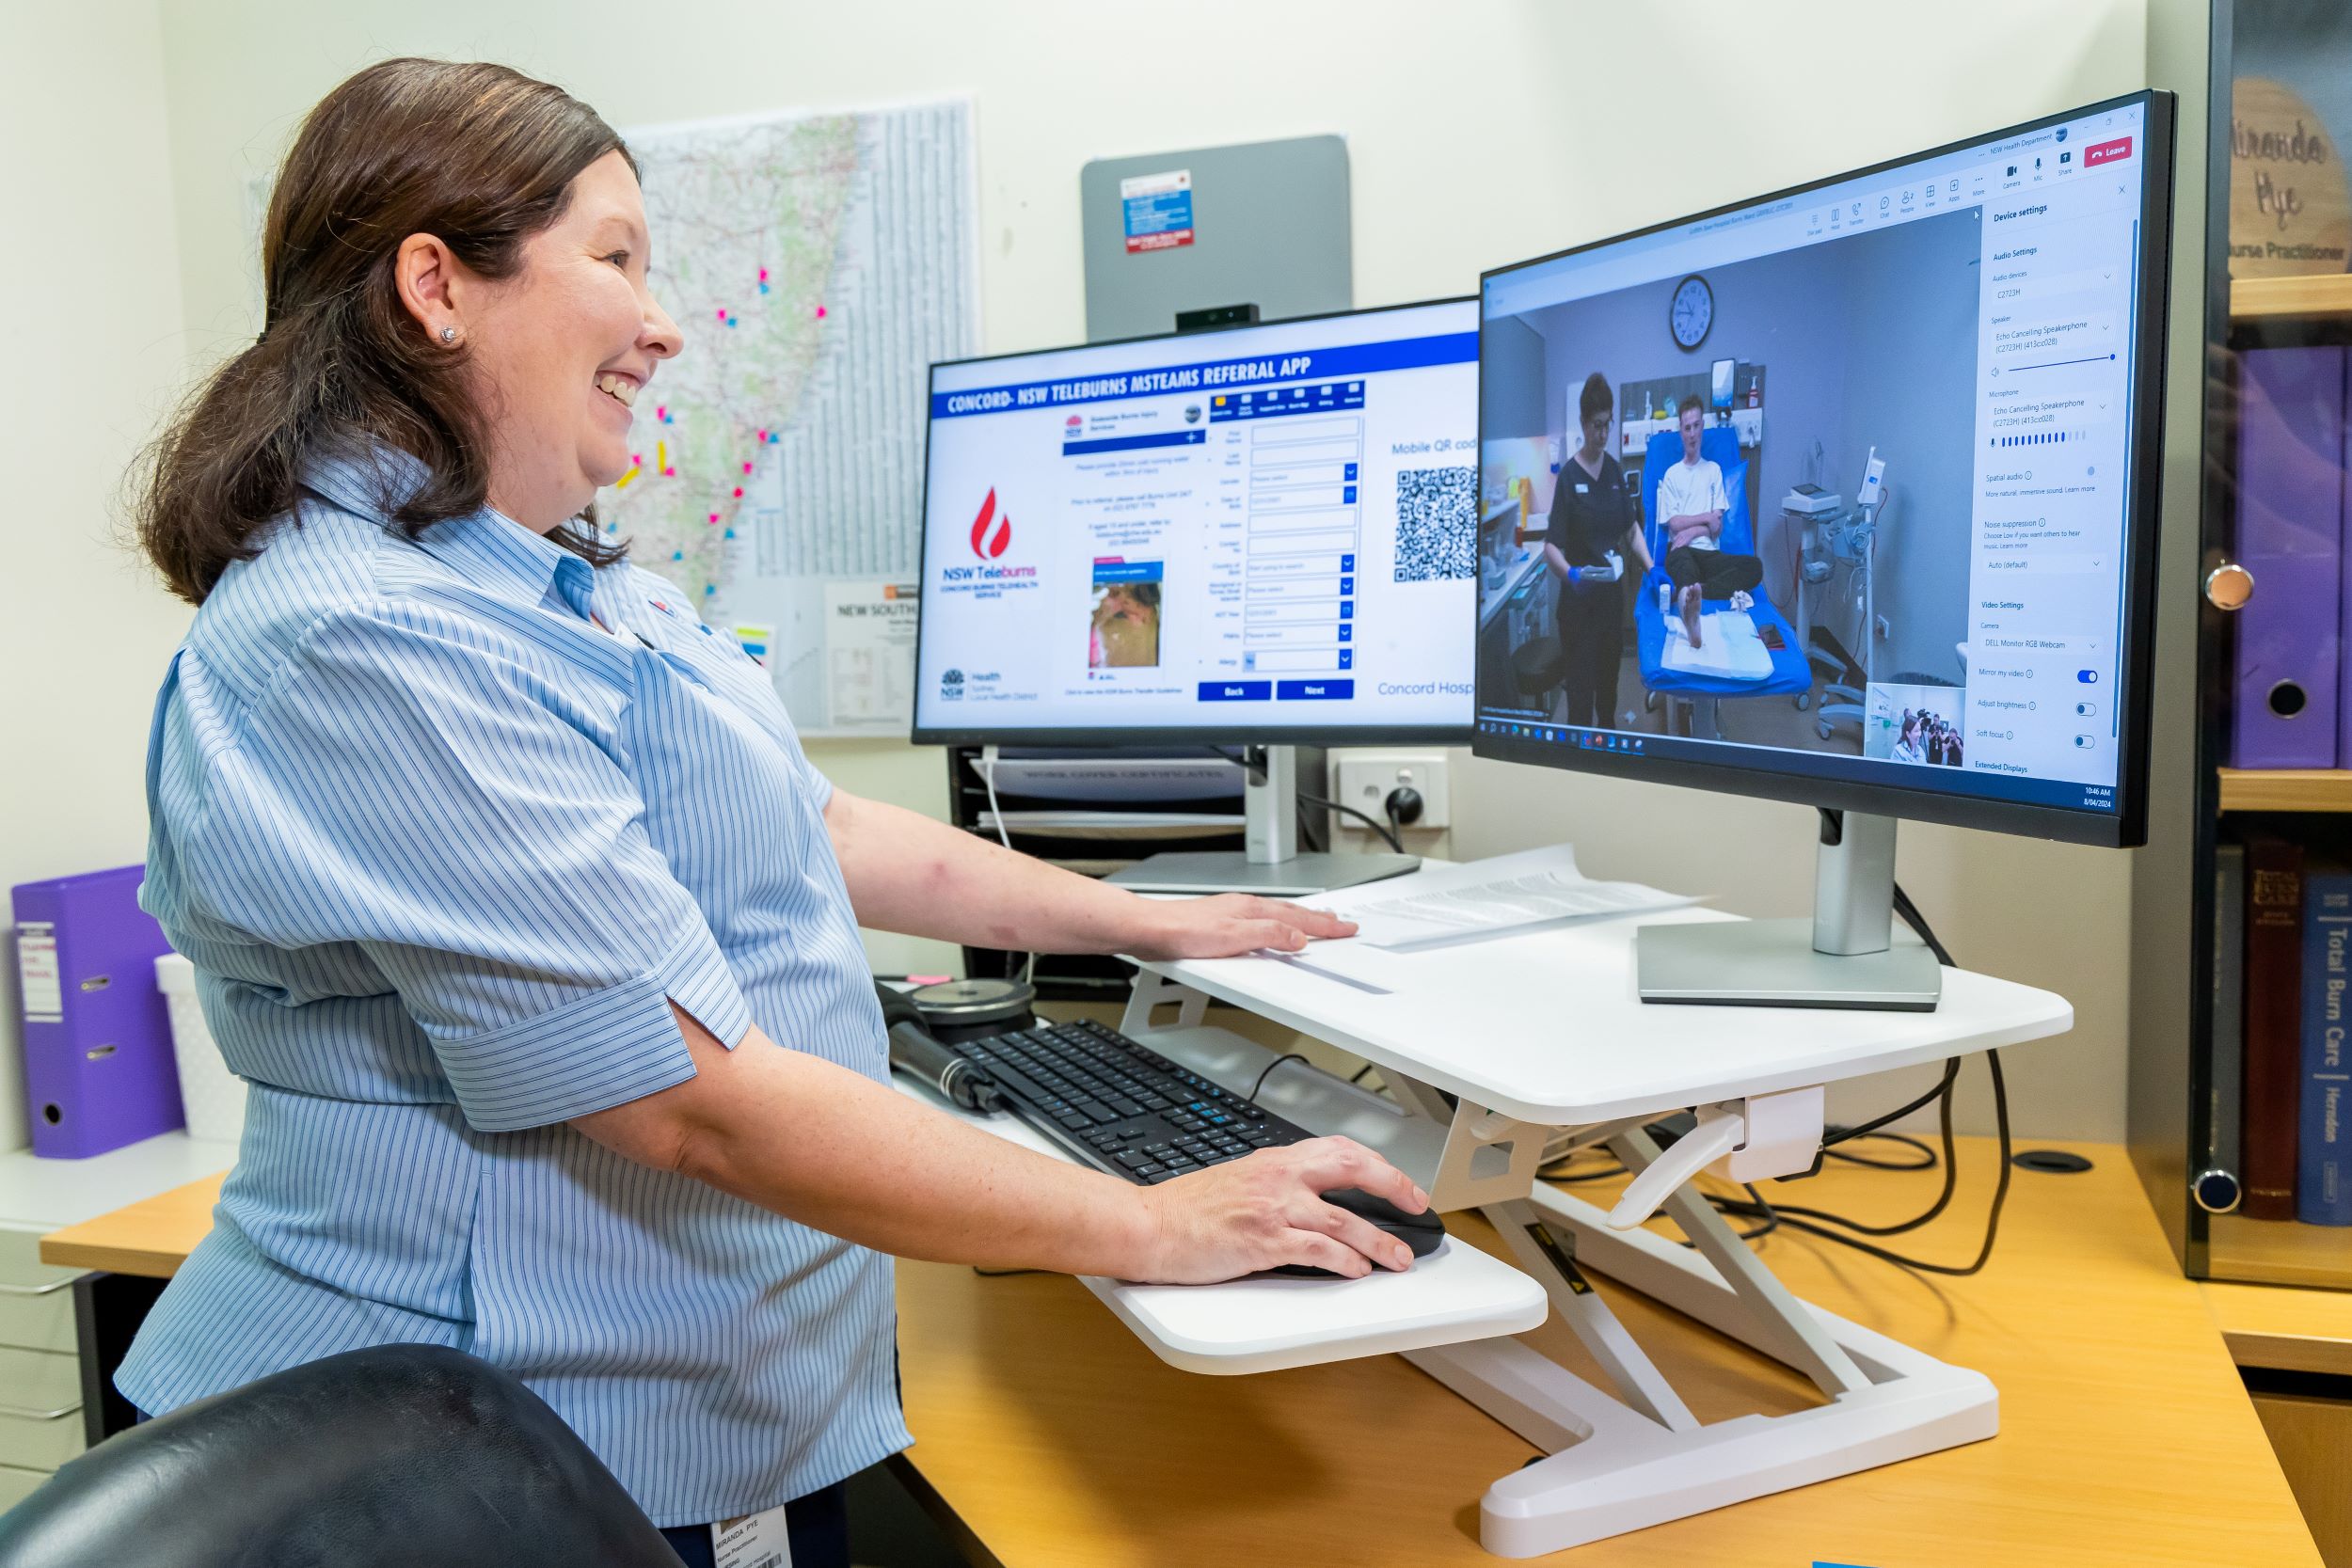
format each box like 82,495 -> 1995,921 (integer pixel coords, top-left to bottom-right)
116,451 -> 909,1527
1655,457 -> 1730,551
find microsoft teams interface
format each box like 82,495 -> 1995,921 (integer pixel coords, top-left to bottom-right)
914,302 -> 1477,737
1476,99 -> 2153,817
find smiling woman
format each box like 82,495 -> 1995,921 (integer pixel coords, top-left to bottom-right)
116,55 -> 1411,1568
133,58 -> 659,602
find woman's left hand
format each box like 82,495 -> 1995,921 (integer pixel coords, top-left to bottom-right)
1127,895 -> 1358,959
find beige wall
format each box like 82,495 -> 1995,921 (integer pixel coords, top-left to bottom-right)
0,0 -> 192,1150
2,0 -> 2150,1144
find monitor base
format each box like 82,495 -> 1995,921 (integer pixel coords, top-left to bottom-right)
1107,850 -> 1422,897
1636,918 -> 1943,1010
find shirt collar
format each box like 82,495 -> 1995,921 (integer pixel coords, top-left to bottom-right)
303,447 -> 598,617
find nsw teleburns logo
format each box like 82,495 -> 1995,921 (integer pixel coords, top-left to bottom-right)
969,488 -> 1011,560
941,487 -> 1036,594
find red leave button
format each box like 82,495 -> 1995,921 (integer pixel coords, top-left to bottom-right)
2084,135 -> 2134,167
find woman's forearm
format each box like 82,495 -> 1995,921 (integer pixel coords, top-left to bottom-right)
576,1011 -> 1158,1275
824,787 -> 1160,955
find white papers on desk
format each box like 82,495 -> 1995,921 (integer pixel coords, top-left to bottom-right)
1307,845 -> 1696,950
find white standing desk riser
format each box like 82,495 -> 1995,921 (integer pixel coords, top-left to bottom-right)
1107,899 -> 2071,1558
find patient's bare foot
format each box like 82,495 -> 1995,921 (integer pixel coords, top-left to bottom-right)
1679,584 -> 1703,647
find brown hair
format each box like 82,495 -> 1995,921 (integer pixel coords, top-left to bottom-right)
135,58 -> 634,604
1677,393 -> 1708,420
1578,372 -> 1613,424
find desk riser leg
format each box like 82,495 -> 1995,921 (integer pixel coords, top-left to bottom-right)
1613,1130 -> 1873,1399
1475,1370 -> 1997,1558
1479,1197 -> 1698,1433
1420,1176 -> 2002,1556
1530,1181 -> 1917,1386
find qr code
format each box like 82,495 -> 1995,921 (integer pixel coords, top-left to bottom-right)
1393,466 -> 1475,582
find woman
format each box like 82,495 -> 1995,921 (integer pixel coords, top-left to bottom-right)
1892,712 -> 1927,764
125,59 -> 1424,1568
1537,372 -> 1652,726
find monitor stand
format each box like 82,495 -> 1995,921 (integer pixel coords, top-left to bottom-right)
1635,811 -> 1942,1010
1106,746 -> 1420,897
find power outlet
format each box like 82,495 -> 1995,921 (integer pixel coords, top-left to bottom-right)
1330,752 -> 1450,833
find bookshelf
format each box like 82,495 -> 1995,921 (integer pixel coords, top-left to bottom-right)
2217,768 -> 2352,813
2127,0 -> 2352,1296
2232,273 -> 2352,324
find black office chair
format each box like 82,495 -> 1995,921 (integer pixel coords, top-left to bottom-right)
0,1344 -> 680,1568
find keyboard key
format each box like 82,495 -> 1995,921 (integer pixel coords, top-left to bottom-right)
1075,1099 -> 1118,1124
1134,1163 -> 1163,1177
1143,1170 -> 1179,1183
1114,1150 -> 1147,1171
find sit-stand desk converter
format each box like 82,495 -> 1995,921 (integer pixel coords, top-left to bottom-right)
920,882 -> 2072,1559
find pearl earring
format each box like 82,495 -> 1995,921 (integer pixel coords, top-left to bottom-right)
439,325 -> 458,344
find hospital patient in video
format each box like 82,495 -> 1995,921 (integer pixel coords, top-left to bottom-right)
1655,396 -> 1762,648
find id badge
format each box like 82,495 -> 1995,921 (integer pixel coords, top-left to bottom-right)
711,1502 -> 793,1568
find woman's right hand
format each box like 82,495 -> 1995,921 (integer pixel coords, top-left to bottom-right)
1129,1136 -> 1431,1283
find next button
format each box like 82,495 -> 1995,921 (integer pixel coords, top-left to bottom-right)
1198,680 -> 1272,702
1277,679 -> 1356,701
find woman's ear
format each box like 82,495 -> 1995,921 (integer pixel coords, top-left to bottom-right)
394,232 -> 466,345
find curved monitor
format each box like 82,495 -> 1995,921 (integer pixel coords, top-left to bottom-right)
1474,91 -> 2172,847
912,299 -> 1478,746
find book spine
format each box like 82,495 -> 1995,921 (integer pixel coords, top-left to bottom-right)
2242,838 -> 2305,1220
2211,845 -> 2246,1183
2301,873 -> 2352,1225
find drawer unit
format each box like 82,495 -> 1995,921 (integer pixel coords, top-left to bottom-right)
0,1228 -> 80,1361
0,1400 -> 84,1471
0,1463 -> 51,1513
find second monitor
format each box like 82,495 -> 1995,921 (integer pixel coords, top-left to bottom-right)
914,298 -> 1479,893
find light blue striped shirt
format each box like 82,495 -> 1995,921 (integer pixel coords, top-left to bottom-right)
119,452 -> 910,1526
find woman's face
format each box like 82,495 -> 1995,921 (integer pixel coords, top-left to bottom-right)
1579,407 -> 1611,457
448,150 -> 681,531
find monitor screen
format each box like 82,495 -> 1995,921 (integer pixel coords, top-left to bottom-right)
912,299 -> 1479,744
1474,92 -> 2169,846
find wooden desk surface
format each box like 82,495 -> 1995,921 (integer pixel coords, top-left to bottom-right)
44,1142 -> 2325,1567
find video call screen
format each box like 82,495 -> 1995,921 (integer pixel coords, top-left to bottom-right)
1476,99 -> 2154,819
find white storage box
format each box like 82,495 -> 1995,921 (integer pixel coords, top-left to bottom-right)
153,953 -> 246,1146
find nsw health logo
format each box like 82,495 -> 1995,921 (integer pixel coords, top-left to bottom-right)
970,487 -> 1011,560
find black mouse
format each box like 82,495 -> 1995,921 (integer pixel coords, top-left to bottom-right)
1268,1188 -> 1447,1278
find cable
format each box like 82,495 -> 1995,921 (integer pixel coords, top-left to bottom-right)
1718,880 -> 2013,1276
1820,1059 -> 1959,1151
1821,1131 -> 1937,1170
975,749 -> 1037,986
1533,879 -> 2012,1278
1200,743 -> 1407,853
1349,1063 -> 1376,1085
1247,1052 -> 1308,1103
1297,791 -> 1405,854
1712,1050 -> 2012,1277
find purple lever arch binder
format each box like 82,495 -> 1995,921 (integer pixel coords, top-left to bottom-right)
2232,345 -> 2346,769
11,864 -> 184,1158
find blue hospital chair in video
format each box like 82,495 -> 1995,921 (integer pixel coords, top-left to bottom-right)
1635,425 -> 1812,738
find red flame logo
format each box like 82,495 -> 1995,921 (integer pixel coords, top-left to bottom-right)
970,488 -> 1011,560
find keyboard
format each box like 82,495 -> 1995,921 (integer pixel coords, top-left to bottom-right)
945,1018 -> 1314,1182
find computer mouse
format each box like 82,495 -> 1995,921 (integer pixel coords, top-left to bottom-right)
1267,1188 -> 1447,1278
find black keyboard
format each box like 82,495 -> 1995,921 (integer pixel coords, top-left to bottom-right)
946,1018 -> 1314,1182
